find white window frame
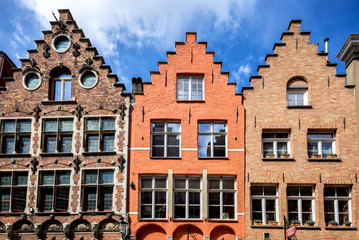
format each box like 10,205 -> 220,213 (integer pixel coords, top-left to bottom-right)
151,121 -> 181,157
174,176 -> 202,220
177,76 -> 204,101
198,122 -> 227,158
287,88 -> 308,106
251,185 -> 278,225
324,186 -> 352,226
262,132 -> 290,158
208,176 -> 236,220
307,132 -> 335,158
287,185 -> 315,225
139,176 -> 167,219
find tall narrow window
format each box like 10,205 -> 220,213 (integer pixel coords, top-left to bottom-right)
307,132 -> 335,158
287,79 -> 308,106
208,177 -> 236,220
324,186 -> 351,226
50,67 -> 72,101
262,132 -> 290,158
0,119 -> 31,154
174,177 -> 201,219
251,185 -> 278,225
38,171 -> 71,212
198,122 -> 226,157
177,76 -> 204,100
42,119 -> 73,153
84,117 -> 116,152
151,122 -> 180,157
140,176 -> 167,219
82,170 -> 114,211
0,172 -> 28,212
287,186 -> 315,225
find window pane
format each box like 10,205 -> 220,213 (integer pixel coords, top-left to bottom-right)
322,142 -> 333,157
152,135 -> 164,145
209,179 -> 220,189
100,171 -> 114,184
264,186 -> 276,196
209,206 -> 220,218
3,121 -> 15,133
63,80 -> 71,101
152,122 -> 164,132
0,173 -> 11,186
213,135 -> 225,145
214,147 -> 226,157
223,179 -> 235,189
174,179 -> 186,189
57,172 -> 70,185
167,123 -> 180,133
81,72 -> 97,87
152,147 -> 164,157
300,186 -> 313,196
87,135 -> 99,152
4,137 -> 15,154
288,212 -> 299,222
302,200 -> 312,212
262,133 -> 275,138
155,205 -> 166,218
20,137 -> 30,154
320,133 -> 333,139
54,81 -> 62,101
307,133 -> 319,139
60,120 -> 73,131
277,142 -> 288,155
223,193 -> 234,205
174,206 -> 186,218
251,186 -> 263,195
198,146 -> 210,157
337,187 -> 350,197
174,192 -> 185,204
85,172 -> 97,184
102,118 -> 115,130
141,192 -> 152,204
43,189 -> 53,211
141,206 -> 152,218
266,199 -> 276,212
324,200 -> 334,212
167,135 -> 180,146
86,119 -> 100,131
0,189 -> 10,211
252,199 -> 262,212
12,189 -> 26,211
45,120 -> 57,132
189,206 -> 200,218
46,136 -> 57,153
102,188 -> 113,210
85,188 -> 96,210
324,187 -> 336,196
198,135 -> 211,147
103,135 -> 114,152
167,147 -> 179,157
288,200 -> 298,212
199,123 -> 211,133
223,206 -> 234,219
55,189 -> 69,210
155,178 -> 166,188
209,192 -> 220,205
287,186 -> 300,196
42,172 -> 55,185
141,179 -> 152,188
155,192 -> 166,204
61,136 -> 72,152
213,123 -> 226,133
19,121 -> 31,133
15,173 -> 28,186
188,179 -> 200,189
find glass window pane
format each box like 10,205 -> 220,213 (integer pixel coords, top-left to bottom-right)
223,206 -> 234,219
42,172 -> 55,185
209,192 -> 220,205
337,187 -> 350,197
198,146 -> 210,157
100,171 -> 114,184
152,122 -> 164,132
60,120 -> 73,131
188,179 -> 200,189
302,200 -> 312,212
46,136 -> 57,153
141,205 -> 152,218
103,135 -> 114,152
141,191 -> 152,204
174,179 -> 186,189
86,119 -> 100,131
85,172 -> 97,184
288,200 -> 298,212
15,173 -> 28,186
324,187 -> 336,196
3,121 -> 15,133
262,133 -> 275,139
324,200 -> 334,212
223,179 -> 235,189
287,186 -> 300,196
155,205 -> 166,218
141,179 -> 152,188
167,135 -> 180,146
152,147 -> 164,157
85,188 -> 96,210
251,186 -> 263,195
266,199 -> 276,212
61,136 -> 72,153
57,172 -> 70,185
102,188 -> 113,210
209,206 -> 220,218
167,147 -> 179,157
167,123 -> 180,133
320,133 -> 334,139
0,189 -> 10,211
20,137 -> 30,154
174,206 -> 186,218
155,192 -> 166,204
223,193 -> 234,205
252,199 -> 262,211
213,123 -> 226,133
5,137 -> 15,154
102,118 -> 115,130
174,192 -> 185,204
63,80 -> 71,101
55,188 -> 69,210
43,190 -> 53,211
214,147 -> 225,157
198,135 -> 211,147
87,135 -> 99,152
199,123 -> 211,133
264,186 -> 276,196
0,173 -> 11,186
300,186 -> 313,196
213,135 -> 225,146
307,133 -> 319,139
19,121 -> 31,132
155,178 -> 166,188
25,73 -> 40,89
45,120 -> 58,132
81,72 -> 97,87
54,81 -> 62,101
189,206 -> 200,218
55,37 -> 70,51
152,135 -> 164,145
209,179 -> 220,189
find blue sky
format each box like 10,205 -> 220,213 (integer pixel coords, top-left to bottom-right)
1,0 -> 359,92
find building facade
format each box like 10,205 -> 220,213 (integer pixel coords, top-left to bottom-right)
128,33 -> 245,240
0,9 -> 130,240
243,20 -> 359,239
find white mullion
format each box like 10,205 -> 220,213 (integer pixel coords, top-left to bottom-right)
298,198 -> 302,224
95,170 -> 99,211
318,141 -> 322,157
186,179 -> 189,219
274,140 -> 278,158
188,77 -> 192,100
164,123 -> 167,157
211,123 -> 214,157
220,178 -> 223,219
334,198 -> 339,223
152,177 -> 155,218
262,198 -> 266,224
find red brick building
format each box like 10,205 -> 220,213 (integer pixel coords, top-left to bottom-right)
243,20 -> 359,239
0,9 -> 130,240
128,33 -> 245,240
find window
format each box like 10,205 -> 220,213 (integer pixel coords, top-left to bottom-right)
324,186 -> 351,226
79,70 -> 98,89
0,119 -> 31,154
208,177 -> 235,220
38,171 -> 70,212
287,79 -> 308,106
198,122 -> 226,157
140,176 -> 167,219
174,177 -> 201,219
262,132 -> 290,158
42,119 -> 73,153
50,68 -> 72,101
177,76 -> 204,100
251,185 -> 278,225
52,34 -> 71,53
287,186 -> 315,225
307,132 -> 335,158
151,122 -> 180,157
84,117 -> 115,152
82,170 -> 114,211
0,172 -> 28,212
23,72 -> 41,90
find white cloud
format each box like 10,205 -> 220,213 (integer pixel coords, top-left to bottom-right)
16,0 -> 257,56
232,63 -> 251,83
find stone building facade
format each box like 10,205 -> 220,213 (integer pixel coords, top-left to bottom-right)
0,9 -> 130,240
243,20 -> 359,239
128,33 -> 245,240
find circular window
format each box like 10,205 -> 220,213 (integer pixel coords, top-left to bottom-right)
79,71 -> 98,89
23,72 -> 41,90
52,34 -> 71,53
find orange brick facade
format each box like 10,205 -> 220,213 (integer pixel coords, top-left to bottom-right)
128,33 -> 245,239
243,21 -> 359,239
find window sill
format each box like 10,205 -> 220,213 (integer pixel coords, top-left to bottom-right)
79,211 -> 114,215
295,226 -> 321,230
41,100 -> 78,105
262,158 -> 295,161
173,219 -> 203,222
198,157 -> 229,160
36,212 -> 71,216
0,212 -> 24,216
82,151 -> 117,156
207,219 -> 238,223
176,100 -> 205,103
138,219 -> 168,222
325,227 -> 357,230
287,105 -> 313,109
150,157 -> 181,160
0,153 -> 31,158
307,158 -> 341,162
250,225 -> 284,229
40,152 -> 73,157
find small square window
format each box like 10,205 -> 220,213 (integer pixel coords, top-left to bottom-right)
177,76 -> 204,100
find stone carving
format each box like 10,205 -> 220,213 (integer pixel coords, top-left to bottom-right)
42,220 -> 63,232
13,220 -> 35,232
5,223 -> 12,239
99,219 -> 121,232
63,222 -> 71,240
71,219 -> 91,232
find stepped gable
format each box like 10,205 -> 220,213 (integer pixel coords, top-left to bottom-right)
1,9 -> 125,115
242,19 -> 345,93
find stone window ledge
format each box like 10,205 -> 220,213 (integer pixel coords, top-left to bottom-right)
36,212 -> 71,216
79,211 -> 114,215
262,158 -> 295,161
287,105 -> 313,109
82,151 -> 117,156
308,158 -> 341,162
0,153 -> 31,158
325,227 -> 357,230
250,225 -> 284,229
41,100 -> 78,105
295,226 -> 321,230
40,152 -> 73,157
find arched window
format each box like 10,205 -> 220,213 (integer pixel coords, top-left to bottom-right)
50,67 -> 72,101
287,78 -> 308,106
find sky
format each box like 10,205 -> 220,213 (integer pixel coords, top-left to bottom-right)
0,0 -> 359,93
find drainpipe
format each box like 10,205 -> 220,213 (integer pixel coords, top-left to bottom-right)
324,38 -> 329,59
124,100 -> 131,238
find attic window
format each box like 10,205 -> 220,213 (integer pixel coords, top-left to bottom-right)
52,33 -> 71,53
79,70 -> 98,89
23,72 -> 41,90
287,79 -> 308,106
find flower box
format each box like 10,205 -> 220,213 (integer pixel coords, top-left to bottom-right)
268,221 -> 278,226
